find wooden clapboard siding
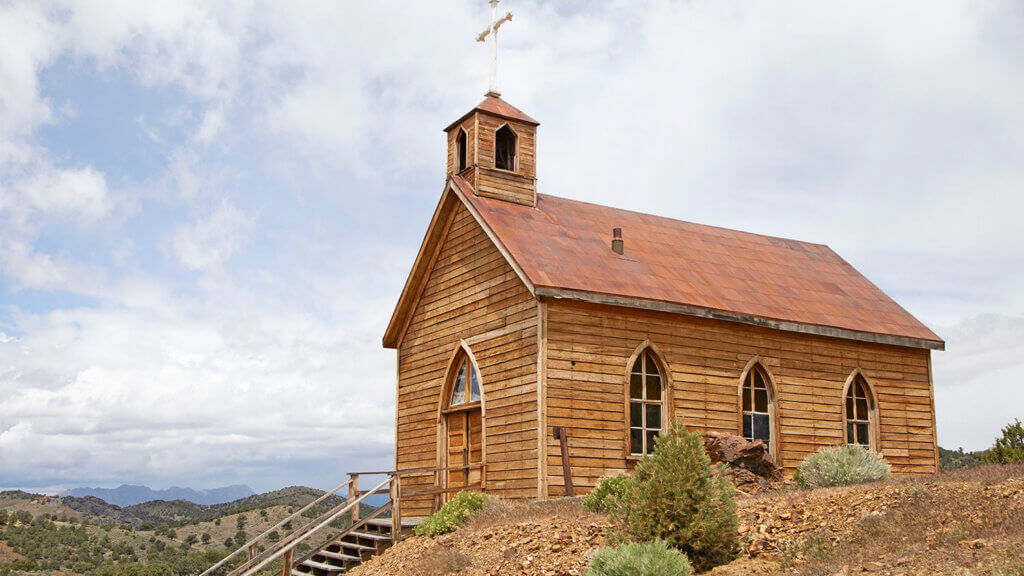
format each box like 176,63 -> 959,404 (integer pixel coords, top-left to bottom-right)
543,299 -> 937,496
396,202 -> 538,516
473,113 -> 537,206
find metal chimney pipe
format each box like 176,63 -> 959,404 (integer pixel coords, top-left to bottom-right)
611,227 -> 624,255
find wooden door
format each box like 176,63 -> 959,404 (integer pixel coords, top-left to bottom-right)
446,408 -> 482,494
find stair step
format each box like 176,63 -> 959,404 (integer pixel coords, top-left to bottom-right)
349,531 -> 392,541
316,550 -> 361,563
365,517 -> 419,529
293,570 -> 314,576
300,560 -> 346,573
335,541 -> 375,552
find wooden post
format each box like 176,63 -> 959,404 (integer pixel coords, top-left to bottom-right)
348,474 -> 360,525
280,547 -> 293,576
553,426 -> 574,496
246,544 -> 257,569
390,474 -> 402,542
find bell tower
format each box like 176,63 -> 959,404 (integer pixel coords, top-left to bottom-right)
444,94 -> 539,207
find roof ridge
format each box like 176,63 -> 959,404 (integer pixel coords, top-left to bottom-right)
535,192 -> 831,250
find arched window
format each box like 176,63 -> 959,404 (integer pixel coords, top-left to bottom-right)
448,353 -> 481,407
629,349 -> 663,455
741,364 -> 774,450
494,125 -> 516,171
845,375 -> 874,449
456,129 -> 468,172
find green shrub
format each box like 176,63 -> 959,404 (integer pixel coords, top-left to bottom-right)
608,421 -> 738,572
583,474 -> 633,513
984,419 -> 1024,464
795,445 -> 891,488
413,491 -> 487,537
582,540 -> 692,576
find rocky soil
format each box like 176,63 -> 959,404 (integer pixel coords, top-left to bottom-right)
350,464 -> 1024,576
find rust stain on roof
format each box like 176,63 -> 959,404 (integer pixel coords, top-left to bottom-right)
452,176 -> 942,346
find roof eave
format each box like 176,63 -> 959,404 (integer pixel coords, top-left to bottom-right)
382,186 -> 460,349
535,286 -> 945,351
382,177 -> 539,349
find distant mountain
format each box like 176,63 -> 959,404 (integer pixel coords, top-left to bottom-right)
59,484 -> 255,507
55,485 -> 379,527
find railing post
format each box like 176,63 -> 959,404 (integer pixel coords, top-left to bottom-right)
348,473 -> 360,525
390,474 -> 402,542
280,547 -> 293,576
246,544 -> 257,569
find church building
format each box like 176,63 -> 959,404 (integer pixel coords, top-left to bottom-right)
382,93 -> 944,517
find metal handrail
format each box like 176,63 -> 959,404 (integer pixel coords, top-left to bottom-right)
198,479 -> 352,576
238,476 -> 392,576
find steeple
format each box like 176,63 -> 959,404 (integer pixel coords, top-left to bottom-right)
444,94 -> 539,207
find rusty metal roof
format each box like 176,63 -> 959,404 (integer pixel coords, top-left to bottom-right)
443,94 -> 540,132
453,176 -> 943,348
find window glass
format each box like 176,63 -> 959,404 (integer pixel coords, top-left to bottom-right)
646,430 -> 659,453
645,374 -> 661,402
753,413 -> 770,446
754,387 -> 768,413
450,361 -> 467,405
469,363 -> 481,402
646,404 -> 661,429
845,376 -> 873,448
741,365 -> 772,448
630,402 -> 642,427
630,429 -> 643,454
629,350 -> 664,456
630,373 -> 643,399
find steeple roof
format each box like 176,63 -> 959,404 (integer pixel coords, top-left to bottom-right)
443,94 -> 539,132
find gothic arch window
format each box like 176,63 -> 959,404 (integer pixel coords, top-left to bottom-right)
739,361 -> 777,452
456,128 -> 468,172
494,124 -> 517,171
446,349 -> 481,408
844,373 -> 876,450
628,348 -> 665,456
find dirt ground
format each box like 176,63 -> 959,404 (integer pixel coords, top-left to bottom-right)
350,464 -> 1024,576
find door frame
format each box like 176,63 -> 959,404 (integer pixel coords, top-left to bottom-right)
436,341 -> 488,496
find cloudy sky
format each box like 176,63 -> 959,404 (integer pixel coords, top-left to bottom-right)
1,0 -> 1022,494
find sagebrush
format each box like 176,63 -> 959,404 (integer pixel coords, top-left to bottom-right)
413,491 -> 487,537
608,421 -> 738,572
582,540 -> 692,576
795,445 -> 891,488
583,474 -> 632,513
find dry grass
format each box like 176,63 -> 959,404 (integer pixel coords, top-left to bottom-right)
785,465 -> 1024,575
461,496 -> 605,533
412,548 -> 472,575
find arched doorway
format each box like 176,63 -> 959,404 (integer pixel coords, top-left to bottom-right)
441,347 -> 483,496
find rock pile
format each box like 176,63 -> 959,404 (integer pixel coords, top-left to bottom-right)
703,432 -> 784,494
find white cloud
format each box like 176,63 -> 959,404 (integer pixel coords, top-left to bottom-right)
19,166 -> 111,223
172,199 -> 255,271
0,238 -> 106,294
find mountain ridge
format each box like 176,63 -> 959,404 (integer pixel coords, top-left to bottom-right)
59,483 -> 255,507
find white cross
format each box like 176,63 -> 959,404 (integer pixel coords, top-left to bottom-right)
476,0 -> 513,96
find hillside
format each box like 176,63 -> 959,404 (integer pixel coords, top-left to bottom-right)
349,464 -> 1024,576
0,486 -> 380,576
